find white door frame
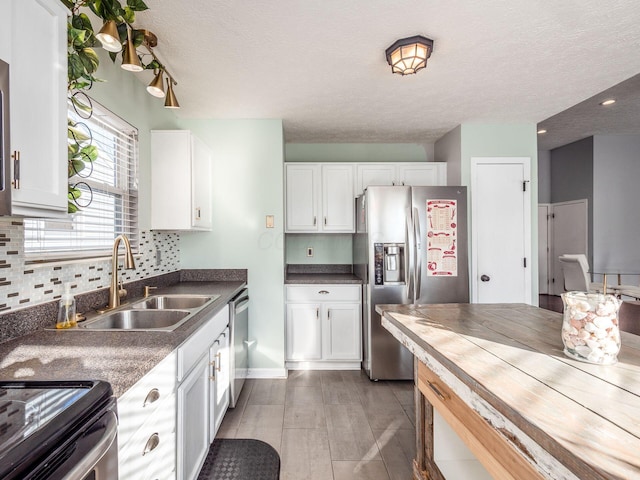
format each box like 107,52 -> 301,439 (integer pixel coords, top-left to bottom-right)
470,157 -> 532,304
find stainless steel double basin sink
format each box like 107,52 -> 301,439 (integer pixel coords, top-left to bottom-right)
76,294 -> 219,331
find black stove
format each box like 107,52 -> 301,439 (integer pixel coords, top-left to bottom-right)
0,380 -> 117,480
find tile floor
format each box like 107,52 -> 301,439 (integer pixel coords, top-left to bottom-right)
215,370 -> 416,480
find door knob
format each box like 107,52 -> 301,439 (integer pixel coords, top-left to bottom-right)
480,274 -> 490,282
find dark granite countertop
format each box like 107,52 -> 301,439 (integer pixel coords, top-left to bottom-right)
284,263 -> 362,285
0,280 -> 245,397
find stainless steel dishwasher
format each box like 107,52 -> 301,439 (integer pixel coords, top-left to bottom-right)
229,288 -> 249,408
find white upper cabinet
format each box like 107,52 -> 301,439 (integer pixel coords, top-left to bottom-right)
285,163 -> 355,233
356,162 -> 447,195
7,0 -> 68,217
285,164 -> 320,232
356,164 -> 396,191
322,164 -> 354,232
151,130 -> 212,231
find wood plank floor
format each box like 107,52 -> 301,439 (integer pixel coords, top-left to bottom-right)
215,370 -> 416,480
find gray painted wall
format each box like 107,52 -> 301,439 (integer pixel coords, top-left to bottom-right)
435,125 -> 462,185
593,135 -> 640,277
538,149 -> 551,204
550,137 -> 594,262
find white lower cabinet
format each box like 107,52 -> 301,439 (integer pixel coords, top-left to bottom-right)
177,354 -> 210,480
117,304 -> 231,480
209,327 -> 230,443
176,304 -> 230,480
286,303 -> 322,361
286,285 -> 361,369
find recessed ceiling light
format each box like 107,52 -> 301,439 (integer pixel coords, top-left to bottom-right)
537,129 -> 547,134
600,99 -> 616,106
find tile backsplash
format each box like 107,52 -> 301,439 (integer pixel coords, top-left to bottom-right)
0,218 -> 180,312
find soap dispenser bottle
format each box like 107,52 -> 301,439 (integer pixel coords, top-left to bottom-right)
56,283 -> 77,329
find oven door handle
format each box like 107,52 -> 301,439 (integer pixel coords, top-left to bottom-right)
62,410 -> 118,480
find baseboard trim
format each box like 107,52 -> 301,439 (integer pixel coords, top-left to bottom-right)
246,368 -> 288,379
285,361 -> 361,370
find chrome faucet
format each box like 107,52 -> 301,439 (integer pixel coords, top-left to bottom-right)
103,234 -> 136,312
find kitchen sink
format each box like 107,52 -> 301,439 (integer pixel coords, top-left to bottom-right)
131,294 -> 218,310
79,309 -> 191,331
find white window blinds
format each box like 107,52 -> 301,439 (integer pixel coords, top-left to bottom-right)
24,98 -> 139,259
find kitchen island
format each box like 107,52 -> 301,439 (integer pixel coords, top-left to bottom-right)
376,303 -> 640,480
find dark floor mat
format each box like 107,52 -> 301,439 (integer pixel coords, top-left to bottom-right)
197,438 -> 280,480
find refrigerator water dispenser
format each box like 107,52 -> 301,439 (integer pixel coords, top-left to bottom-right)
383,244 -> 405,284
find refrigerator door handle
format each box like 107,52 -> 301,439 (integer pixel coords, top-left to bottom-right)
405,214 -> 414,302
413,207 -> 422,301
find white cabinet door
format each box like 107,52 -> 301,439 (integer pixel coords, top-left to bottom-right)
177,354 -> 209,480
398,163 -> 446,186
322,164 -> 355,232
323,303 -> 361,361
356,164 -> 396,195
285,163 -> 320,231
151,130 -> 212,231
209,327 -> 230,443
191,135 -> 213,230
286,303 -> 322,360
10,0 -> 68,216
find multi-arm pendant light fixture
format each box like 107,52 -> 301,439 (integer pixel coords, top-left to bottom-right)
385,35 -> 434,75
95,21 -> 180,108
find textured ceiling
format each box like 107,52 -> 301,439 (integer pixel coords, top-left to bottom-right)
135,1 -> 640,146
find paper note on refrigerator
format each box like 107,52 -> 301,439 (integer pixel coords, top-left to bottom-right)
426,199 -> 458,276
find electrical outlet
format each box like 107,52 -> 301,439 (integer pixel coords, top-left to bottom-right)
266,215 -> 274,228
306,247 -> 314,257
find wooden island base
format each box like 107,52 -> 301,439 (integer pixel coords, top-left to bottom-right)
376,303 -> 640,480
413,360 -> 544,480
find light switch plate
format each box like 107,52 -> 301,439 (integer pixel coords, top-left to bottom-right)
266,215 -> 274,228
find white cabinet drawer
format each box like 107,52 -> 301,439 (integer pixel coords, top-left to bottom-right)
119,392 -> 176,480
178,305 -> 229,381
118,351 -> 177,447
286,285 -> 361,303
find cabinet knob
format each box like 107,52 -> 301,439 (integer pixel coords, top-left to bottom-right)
143,388 -> 160,407
142,433 -> 160,456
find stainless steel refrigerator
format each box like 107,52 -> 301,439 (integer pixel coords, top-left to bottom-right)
353,185 -> 469,380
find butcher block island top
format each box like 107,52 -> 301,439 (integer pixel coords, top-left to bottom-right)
375,303 -> 640,480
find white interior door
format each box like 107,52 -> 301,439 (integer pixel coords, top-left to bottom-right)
550,200 -> 588,295
538,204 -> 550,294
471,157 -> 531,304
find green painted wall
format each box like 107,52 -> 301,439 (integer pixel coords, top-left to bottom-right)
285,143 -> 433,162
179,119 -> 285,373
286,234 -> 353,264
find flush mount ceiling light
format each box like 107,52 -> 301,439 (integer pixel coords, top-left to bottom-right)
600,99 -> 616,106
385,35 -> 434,75
95,20 -> 122,53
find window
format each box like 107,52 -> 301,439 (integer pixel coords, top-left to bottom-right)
24,98 -> 139,259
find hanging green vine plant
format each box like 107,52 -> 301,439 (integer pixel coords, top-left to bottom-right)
62,0 -> 149,213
